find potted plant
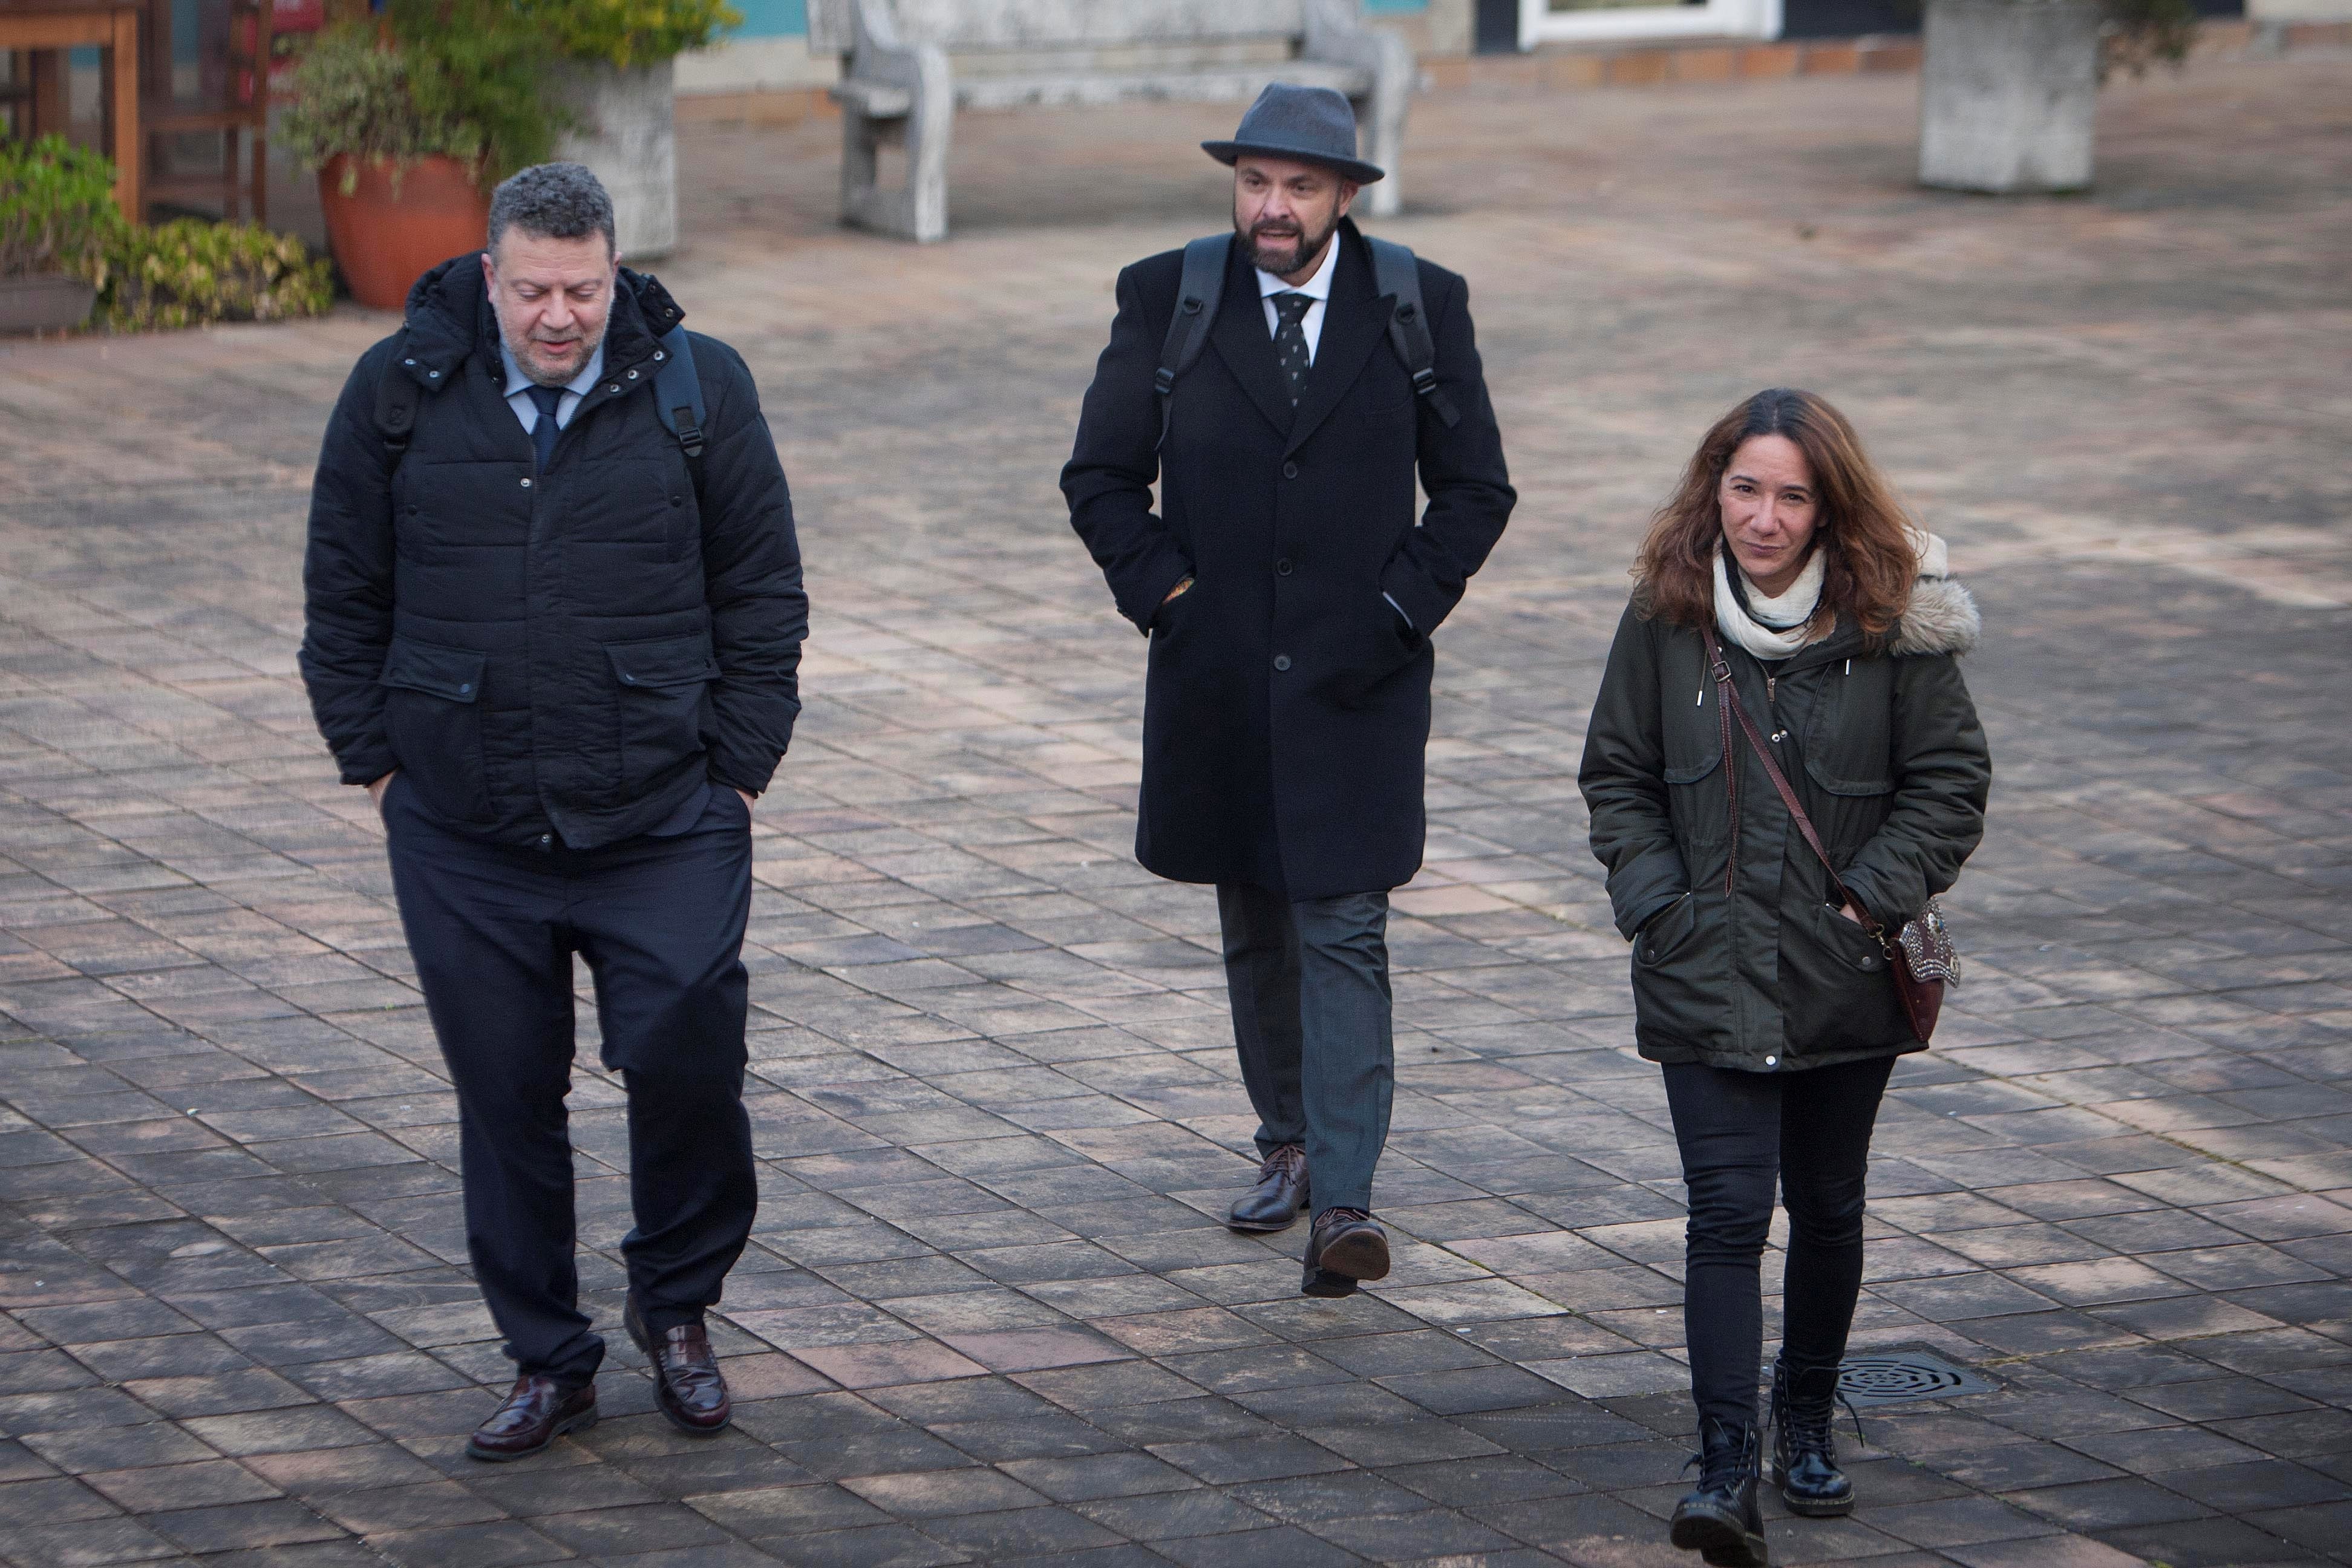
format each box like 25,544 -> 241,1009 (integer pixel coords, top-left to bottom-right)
280,0 -> 561,309
0,136 -> 115,334
1919,0 -> 2198,194
531,0 -> 743,261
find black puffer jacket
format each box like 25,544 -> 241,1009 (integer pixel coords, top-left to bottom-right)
1579,572 -> 1991,1071
299,256 -> 806,849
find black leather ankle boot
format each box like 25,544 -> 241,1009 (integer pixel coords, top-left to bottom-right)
1669,1415 -> 1768,1566
1768,1359 -> 1857,1517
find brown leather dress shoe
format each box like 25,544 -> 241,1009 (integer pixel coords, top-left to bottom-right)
626,1295 -> 731,1435
466,1374 -> 596,1462
1227,1143 -> 1310,1233
1302,1207 -> 1391,1298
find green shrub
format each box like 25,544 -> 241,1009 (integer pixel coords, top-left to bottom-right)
86,219 -> 334,331
1,135 -> 122,277
281,25 -> 479,187
1,132 -> 330,330
2101,0 -> 2198,77
530,0 -> 745,69
390,0 -> 569,182
282,1 -> 565,192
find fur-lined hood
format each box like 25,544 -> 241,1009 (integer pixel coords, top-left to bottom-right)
1889,531 -> 1981,658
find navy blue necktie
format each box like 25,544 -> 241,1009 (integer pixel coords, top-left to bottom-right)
527,384 -> 564,471
1272,292 -> 1313,407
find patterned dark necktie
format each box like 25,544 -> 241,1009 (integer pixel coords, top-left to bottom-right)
527,384 -> 564,471
1271,292 -> 1313,407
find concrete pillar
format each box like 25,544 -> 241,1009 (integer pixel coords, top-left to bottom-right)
554,59 -> 681,262
1919,0 -> 2102,194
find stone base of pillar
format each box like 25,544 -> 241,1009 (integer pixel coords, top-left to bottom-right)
554,59 -> 681,263
1919,0 -> 2101,194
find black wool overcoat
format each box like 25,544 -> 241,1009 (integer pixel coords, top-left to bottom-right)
298,256 -> 806,851
1062,220 -> 1515,899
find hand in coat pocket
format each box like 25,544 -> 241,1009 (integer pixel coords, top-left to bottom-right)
1330,593 -> 1425,705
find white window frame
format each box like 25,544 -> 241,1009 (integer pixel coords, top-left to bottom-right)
1518,0 -> 1783,44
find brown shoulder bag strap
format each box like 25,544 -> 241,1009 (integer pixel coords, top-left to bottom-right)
1700,624 -> 1886,941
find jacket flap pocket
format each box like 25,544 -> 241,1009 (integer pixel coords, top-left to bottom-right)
379,638 -> 485,703
607,633 -> 720,689
1664,751 -> 1720,786
1803,754 -> 1893,797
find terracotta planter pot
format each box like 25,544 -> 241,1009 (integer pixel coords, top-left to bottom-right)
318,153 -> 490,312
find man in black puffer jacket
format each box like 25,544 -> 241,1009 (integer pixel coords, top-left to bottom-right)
299,164 -> 805,1460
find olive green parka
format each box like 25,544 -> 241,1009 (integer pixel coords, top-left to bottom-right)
1578,572 -> 1991,1072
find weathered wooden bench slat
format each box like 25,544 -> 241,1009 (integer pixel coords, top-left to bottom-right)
814,0 -> 1413,243
871,0 -> 1309,50
832,79 -> 914,117
957,62 -> 1371,113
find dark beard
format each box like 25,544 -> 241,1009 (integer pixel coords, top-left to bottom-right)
1235,210 -> 1338,279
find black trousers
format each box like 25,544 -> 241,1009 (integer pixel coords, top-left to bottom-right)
1218,885 -> 1393,1214
1662,1054 -> 1894,1429
384,776 -> 757,1384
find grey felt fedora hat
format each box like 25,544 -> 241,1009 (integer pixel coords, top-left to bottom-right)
1202,82 -> 1384,185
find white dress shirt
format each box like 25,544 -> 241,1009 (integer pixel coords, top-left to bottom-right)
498,339 -> 606,434
1255,235 -> 1339,365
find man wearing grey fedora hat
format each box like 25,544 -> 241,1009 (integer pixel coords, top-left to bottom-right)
1063,83 -> 1515,1296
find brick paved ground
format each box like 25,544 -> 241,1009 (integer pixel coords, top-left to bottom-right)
4,56 -> 2350,1568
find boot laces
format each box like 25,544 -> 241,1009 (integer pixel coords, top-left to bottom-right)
1681,1419 -> 1758,1491
1782,1384 -> 1867,1460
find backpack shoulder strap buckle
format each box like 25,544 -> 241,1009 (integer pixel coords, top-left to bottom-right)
1365,236 -> 1462,431
652,324 -> 709,483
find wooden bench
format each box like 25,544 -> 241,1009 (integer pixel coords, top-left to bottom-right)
808,0 -> 1413,243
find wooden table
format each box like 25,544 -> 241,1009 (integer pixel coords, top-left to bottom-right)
0,0 -> 143,220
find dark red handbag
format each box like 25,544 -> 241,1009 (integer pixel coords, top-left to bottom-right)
1700,627 -> 1959,1041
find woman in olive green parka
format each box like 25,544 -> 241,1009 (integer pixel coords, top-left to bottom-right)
1579,390 -> 1989,1568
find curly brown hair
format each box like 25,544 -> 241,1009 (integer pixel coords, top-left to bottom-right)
1633,388 -> 1919,648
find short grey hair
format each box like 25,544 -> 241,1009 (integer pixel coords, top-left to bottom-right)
487,163 -> 617,259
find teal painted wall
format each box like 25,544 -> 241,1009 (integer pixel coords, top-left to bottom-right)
728,0 -> 808,38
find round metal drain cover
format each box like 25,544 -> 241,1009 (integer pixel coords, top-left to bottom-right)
1834,1349 -> 1996,1406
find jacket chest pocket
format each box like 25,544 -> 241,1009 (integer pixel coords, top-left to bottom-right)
1785,660 -> 1897,869
1663,687 -> 1730,847
607,632 -> 720,796
1798,659 -> 1895,800
379,637 -> 492,822
395,460 -> 529,558
577,457 -> 693,561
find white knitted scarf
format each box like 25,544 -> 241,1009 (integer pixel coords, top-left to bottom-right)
1713,545 -> 1826,658
1713,529 -> 1949,658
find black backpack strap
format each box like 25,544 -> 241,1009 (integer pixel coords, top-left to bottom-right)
374,328 -> 420,471
1155,234 -> 1230,451
652,323 -> 708,500
1365,235 -> 1460,430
